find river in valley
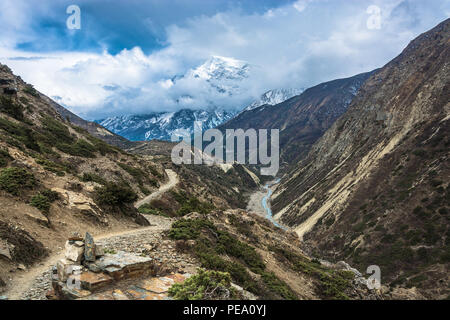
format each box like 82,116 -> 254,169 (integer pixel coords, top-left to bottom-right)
247,178 -> 287,230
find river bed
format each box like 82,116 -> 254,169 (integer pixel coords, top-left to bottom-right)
246,179 -> 286,229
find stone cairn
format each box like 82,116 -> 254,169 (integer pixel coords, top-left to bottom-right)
49,231 -> 155,300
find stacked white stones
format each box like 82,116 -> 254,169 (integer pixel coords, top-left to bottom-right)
56,232 -> 104,282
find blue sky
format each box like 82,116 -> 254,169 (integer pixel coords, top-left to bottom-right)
0,0 -> 449,119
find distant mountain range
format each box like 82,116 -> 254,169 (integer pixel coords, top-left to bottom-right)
97,56 -> 305,141
96,109 -> 236,141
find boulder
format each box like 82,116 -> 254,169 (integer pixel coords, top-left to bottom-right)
79,272 -> 113,291
61,286 -> 91,300
25,210 -> 49,226
335,261 -> 362,277
65,241 -> 84,263
84,233 -> 96,262
95,244 -> 105,257
0,240 -> 13,261
87,251 -> 154,280
57,258 -> 77,282
68,232 -> 83,241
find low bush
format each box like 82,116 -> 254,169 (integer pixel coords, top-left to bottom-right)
56,139 -> 97,158
30,194 -> 51,213
0,96 -> 24,120
94,182 -> 138,207
0,148 -> 12,167
0,167 -> 36,195
138,203 -> 168,217
81,172 -> 106,185
169,218 -> 295,298
23,84 -> 39,97
168,268 -> 237,300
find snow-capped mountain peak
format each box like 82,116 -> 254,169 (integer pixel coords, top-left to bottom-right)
244,88 -> 305,111
191,56 -> 250,81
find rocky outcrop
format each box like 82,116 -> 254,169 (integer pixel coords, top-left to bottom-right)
49,231 -> 189,300
52,188 -> 109,225
219,71 -> 374,169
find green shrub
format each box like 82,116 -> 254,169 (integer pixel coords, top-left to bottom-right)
0,167 -> 36,195
118,163 -> 145,181
138,185 -> 151,195
261,272 -> 297,300
81,173 -> 106,185
56,139 -> 97,158
138,203 -> 168,217
86,135 -> 118,155
30,194 -> 51,213
41,116 -> 73,144
23,84 -> 39,97
0,96 -> 24,120
94,182 -> 138,207
318,270 -> 353,300
0,117 -> 40,152
168,268 -> 237,300
168,218 -> 214,240
0,148 -> 12,167
171,190 -> 215,216
41,189 -> 60,202
35,158 -> 71,176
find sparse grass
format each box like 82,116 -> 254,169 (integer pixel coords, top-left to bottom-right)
0,167 -> 36,196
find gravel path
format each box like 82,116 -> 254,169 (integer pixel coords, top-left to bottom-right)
12,215 -> 199,300
134,169 -> 179,208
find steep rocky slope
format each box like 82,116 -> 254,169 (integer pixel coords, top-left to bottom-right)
51,102 -> 135,150
0,64 -> 169,292
272,19 -> 449,298
128,140 -> 262,210
219,71 -> 373,169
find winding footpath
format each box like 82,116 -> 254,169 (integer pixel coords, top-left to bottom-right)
5,169 -> 180,300
135,169 -> 179,208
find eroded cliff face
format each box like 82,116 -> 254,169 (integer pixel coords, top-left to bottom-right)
219,71 -> 373,170
272,19 -> 449,298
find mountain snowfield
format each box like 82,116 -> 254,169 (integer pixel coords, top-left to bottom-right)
98,55 -> 304,141
244,88 -> 305,111
97,109 -> 236,141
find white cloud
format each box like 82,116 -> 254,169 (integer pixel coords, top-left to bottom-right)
0,0 -> 449,119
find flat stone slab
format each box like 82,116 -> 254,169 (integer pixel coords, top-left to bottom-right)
86,251 -> 154,280
79,272 -> 113,291
126,287 -> 168,300
61,287 -> 92,300
136,274 -> 188,294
